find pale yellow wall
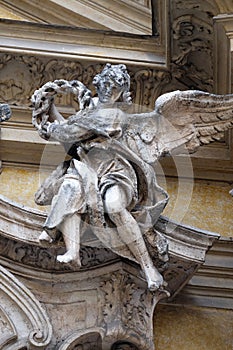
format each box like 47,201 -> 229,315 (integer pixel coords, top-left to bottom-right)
0,168 -> 233,237
162,177 -> 233,238
154,304 -> 233,350
0,167 -> 48,212
0,167 -> 232,237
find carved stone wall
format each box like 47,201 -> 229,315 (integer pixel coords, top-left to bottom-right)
168,0 -> 219,93
0,53 -> 170,110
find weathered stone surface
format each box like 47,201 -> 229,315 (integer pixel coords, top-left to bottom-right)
0,193 -> 219,349
0,264 -> 52,349
31,63 -> 233,292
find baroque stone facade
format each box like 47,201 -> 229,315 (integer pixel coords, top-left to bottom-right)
0,1 -> 233,349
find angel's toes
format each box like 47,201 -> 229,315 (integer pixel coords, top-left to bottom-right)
57,252 -> 81,267
39,230 -> 53,244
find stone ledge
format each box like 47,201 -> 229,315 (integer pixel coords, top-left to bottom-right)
165,238 -> 233,309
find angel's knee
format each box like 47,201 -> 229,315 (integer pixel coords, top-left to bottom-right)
104,185 -> 128,214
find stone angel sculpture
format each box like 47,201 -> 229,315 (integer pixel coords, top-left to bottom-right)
0,103 -> 11,122
31,63 -> 233,291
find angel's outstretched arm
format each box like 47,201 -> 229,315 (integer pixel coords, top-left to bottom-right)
44,119 -> 93,143
31,79 -> 94,133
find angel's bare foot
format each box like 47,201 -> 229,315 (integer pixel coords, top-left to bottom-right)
57,251 -> 81,267
145,267 -> 165,291
147,278 -> 163,291
39,230 -> 53,243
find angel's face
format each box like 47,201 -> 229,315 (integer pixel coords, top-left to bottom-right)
97,78 -> 123,104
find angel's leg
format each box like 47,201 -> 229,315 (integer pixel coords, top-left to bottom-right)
104,185 -> 164,291
39,174 -> 84,266
57,214 -> 82,266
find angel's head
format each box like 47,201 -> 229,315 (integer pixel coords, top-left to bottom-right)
93,63 -> 131,104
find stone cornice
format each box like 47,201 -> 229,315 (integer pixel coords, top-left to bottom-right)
164,237 -> 233,310
0,18 -> 168,68
0,0 -> 152,34
0,195 -> 219,300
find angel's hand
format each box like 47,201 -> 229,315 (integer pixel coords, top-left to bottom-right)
0,103 -> 11,122
38,121 -> 53,140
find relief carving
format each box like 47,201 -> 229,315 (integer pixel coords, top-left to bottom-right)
0,264 -> 52,348
131,69 -> 171,108
0,53 -> 172,110
30,63 -> 233,294
170,0 -> 219,91
99,272 -> 160,349
0,235 -> 117,271
0,54 -> 45,105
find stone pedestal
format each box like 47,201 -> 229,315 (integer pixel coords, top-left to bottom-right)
0,195 -> 219,349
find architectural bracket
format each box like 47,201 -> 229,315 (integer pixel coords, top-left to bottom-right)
0,195 -> 219,349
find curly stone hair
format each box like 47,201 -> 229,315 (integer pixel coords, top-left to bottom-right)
93,63 -> 132,104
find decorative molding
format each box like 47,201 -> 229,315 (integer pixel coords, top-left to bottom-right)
0,194 -> 224,348
155,1 -> 233,181
99,272 -> 163,350
213,13 -> 233,94
0,4 -> 232,181
0,17 -> 168,68
0,195 -> 219,295
165,237 -> 233,310
0,264 -> 53,349
0,53 -> 170,109
0,52 -> 171,166
0,0 -> 152,35
170,0 -> 219,93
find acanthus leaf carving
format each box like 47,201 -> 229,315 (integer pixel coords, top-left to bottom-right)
131,68 -> 171,108
99,271 -> 166,350
0,234 -> 118,271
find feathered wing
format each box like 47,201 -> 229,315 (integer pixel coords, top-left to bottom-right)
126,90 -> 233,163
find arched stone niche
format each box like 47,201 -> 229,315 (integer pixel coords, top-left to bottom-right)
58,331 -> 141,350
111,341 -> 140,350
58,331 -> 102,350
